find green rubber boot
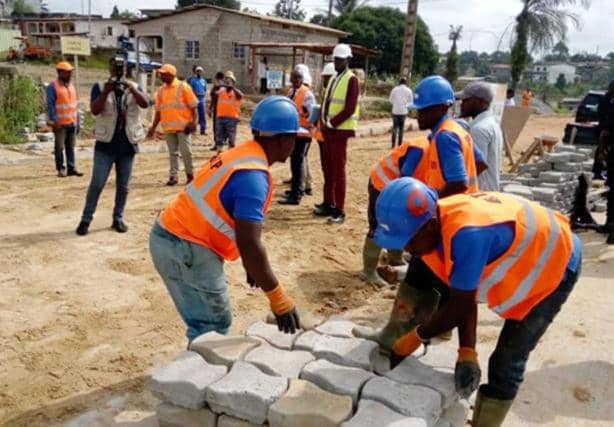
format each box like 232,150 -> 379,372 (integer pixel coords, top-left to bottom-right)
352,282 -> 440,354
472,387 -> 514,427
387,249 -> 407,267
360,237 -> 388,287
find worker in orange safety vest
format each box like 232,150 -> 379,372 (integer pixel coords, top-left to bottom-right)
373,177 -> 582,427
213,70 -> 243,150
521,87 -> 533,108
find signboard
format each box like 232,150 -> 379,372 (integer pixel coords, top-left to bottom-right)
266,70 -> 283,90
60,36 -> 91,56
486,83 -> 508,125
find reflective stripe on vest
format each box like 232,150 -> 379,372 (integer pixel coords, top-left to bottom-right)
324,70 -> 359,131
370,136 -> 430,192
289,85 -> 312,135
217,90 -> 240,119
157,81 -> 193,132
53,80 -> 77,126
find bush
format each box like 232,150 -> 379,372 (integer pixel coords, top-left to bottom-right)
0,74 -> 43,144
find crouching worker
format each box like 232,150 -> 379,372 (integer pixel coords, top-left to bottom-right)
150,96 -> 302,342
374,177 -> 582,427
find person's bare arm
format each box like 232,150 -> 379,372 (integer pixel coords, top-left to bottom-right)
236,220 -> 277,291
438,181 -> 468,198
232,87 -> 244,99
91,81 -> 113,115
147,111 -> 161,138
128,84 -> 149,108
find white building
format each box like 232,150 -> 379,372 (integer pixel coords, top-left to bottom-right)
528,62 -> 577,84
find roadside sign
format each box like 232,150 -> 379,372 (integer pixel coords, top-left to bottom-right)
266,70 -> 283,89
60,36 -> 91,56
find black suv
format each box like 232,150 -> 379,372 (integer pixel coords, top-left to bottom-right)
575,90 -> 605,123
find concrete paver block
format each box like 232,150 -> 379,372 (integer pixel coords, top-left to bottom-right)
156,402 -> 217,427
300,359 -> 374,404
312,335 -> 378,371
293,330 -> 321,352
314,316 -> 357,338
189,332 -> 261,368
362,376 -> 442,426
417,344 -> 456,370
342,399 -> 427,427
206,361 -> 288,424
386,356 -> 457,408
244,344 -> 315,378
268,379 -> 353,427
147,351 -> 228,409
439,400 -> 469,427
246,321 -> 301,350
217,415 -> 266,427
372,351 -> 393,376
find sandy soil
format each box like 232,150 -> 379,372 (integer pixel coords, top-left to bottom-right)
1,115 -> 613,427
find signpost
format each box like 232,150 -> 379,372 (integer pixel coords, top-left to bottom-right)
60,36 -> 91,100
266,70 -> 283,92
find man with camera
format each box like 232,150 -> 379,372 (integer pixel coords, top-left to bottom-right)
76,57 -> 149,236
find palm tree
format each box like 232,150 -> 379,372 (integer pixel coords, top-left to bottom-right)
333,0 -> 369,16
445,25 -> 462,84
510,0 -> 591,88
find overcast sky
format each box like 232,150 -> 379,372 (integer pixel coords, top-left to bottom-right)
46,0 -> 614,55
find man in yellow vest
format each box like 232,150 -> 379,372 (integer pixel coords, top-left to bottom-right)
47,61 -> 83,177
147,64 -> 198,186
314,44 -> 360,224
214,70 -> 243,150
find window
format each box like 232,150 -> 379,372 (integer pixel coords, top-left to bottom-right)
27,22 -> 38,34
106,26 -> 113,36
185,40 -> 200,59
156,37 -> 163,49
128,29 -> 135,38
61,22 -> 75,33
233,42 -> 245,59
45,22 -> 60,33
38,23 -> 44,33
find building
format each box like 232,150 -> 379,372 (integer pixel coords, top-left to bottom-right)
17,14 -> 130,50
490,64 -> 511,83
127,4 -> 348,87
526,62 -> 577,85
575,61 -> 610,84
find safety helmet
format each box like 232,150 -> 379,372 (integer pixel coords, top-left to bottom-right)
224,70 -> 236,82
56,61 -> 74,71
332,43 -> 352,59
250,96 -> 302,135
157,63 -> 177,76
374,177 -> 438,250
321,62 -> 336,76
411,75 -> 455,111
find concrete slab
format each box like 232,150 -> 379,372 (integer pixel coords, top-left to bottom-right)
189,332 -> 261,368
206,361 -> 288,424
217,415 -> 266,427
314,316 -> 357,338
268,379 -> 353,427
417,345 -> 456,370
244,344 -> 315,378
312,335 -> 378,371
341,399 -> 428,427
156,403 -> 217,427
246,321 -> 301,350
362,377 -> 442,426
300,359 -> 374,404
439,400 -> 470,427
147,351 -> 228,409
293,330 -> 321,352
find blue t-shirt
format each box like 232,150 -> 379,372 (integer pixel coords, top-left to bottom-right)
398,146 -> 424,178
219,170 -> 269,222
189,77 -> 207,98
447,224 -> 582,291
430,115 -> 467,183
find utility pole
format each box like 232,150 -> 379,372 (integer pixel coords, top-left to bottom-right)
327,0 -> 333,25
287,0 -> 294,19
400,0 -> 419,79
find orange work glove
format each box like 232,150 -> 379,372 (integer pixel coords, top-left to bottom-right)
390,327 -> 424,368
455,347 -> 481,398
266,284 -> 300,334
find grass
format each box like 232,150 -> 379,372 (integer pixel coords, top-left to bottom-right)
0,74 -> 43,144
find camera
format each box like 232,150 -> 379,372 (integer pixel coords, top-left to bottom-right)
111,56 -> 126,90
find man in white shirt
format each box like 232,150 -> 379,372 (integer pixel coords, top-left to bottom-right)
258,57 -> 268,94
505,88 -> 516,107
457,82 -> 504,191
389,78 -> 413,148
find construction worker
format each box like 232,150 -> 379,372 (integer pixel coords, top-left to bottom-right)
521,87 -> 533,108
47,61 -> 83,177
315,43 -> 360,224
149,96 -> 302,341
189,65 -> 208,135
389,77 -> 413,148
373,177 -> 582,426
147,63 -> 198,186
76,56 -> 149,236
279,68 -> 315,205
208,71 -> 225,149
596,80 -> 614,244
213,70 -> 243,150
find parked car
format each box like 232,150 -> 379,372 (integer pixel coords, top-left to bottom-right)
125,51 -> 161,72
575,90 -> 605,123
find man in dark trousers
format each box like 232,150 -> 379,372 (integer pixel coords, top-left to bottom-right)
596,80 -> 614,244
208,71 -> 225,150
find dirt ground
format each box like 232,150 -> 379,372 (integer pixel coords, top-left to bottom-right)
1,114 -> 613,427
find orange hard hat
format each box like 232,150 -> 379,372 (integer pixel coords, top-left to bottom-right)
157,63 -> 177,76
56,61 -> 74,71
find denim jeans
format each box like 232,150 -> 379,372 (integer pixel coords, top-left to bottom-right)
391,114 -> 406,148
484,264 -> 581,400
197,98 -> 207,134
215,117 -> 239,148
149,221 -> 232,341
54,126 -> 76,171
81,148 -> 134,223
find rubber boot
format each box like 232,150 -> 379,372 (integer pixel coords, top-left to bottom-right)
352,282 -> 440,354
360,237 -> 388,287
387,249 -> 407,267
471,387 -> 513,427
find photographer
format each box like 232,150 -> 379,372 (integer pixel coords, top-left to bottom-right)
76,57 -> 149,236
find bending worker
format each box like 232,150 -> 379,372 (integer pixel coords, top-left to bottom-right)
149,96 -> 302,341
374,177 -> 582,427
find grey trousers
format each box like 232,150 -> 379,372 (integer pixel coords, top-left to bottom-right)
165,132 -> 194,177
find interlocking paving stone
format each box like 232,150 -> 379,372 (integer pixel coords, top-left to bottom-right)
246,321 -> 301,350
244,344 -> 315,378
341,399 -> 428,427
314,316 -> 357,338
293,330 -> 321,352
300,359 -> 374,404
217,415 -> 266,427
156,402 -> 217,427
417,345 -> 456,370
189,332 -> 261,368
312,335 -> 378,371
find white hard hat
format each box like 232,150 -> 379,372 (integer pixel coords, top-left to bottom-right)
332,43 -> 352,59
321,62 -> 336,76
195,66 -> 204,72
294,64 -> 313,86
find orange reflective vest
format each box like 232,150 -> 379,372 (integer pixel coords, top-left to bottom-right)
370,136 -> 430,192
288,84 -> 312,137
216,89 -> 241,119
312,125 -> 324,142
521,91 -> 533,108
52,80 -> 78,126
422,192 -> 574,320
426,118 -> 479,193
156,79 -> 197,132
159,140 -> 273,261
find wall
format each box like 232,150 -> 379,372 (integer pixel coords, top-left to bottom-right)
546,63 -> 577,84
0,28 -> 21,52
75,19 -> 129,49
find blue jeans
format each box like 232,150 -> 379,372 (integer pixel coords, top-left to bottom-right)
81,148 -> 134,223
215,117 -> 239,148
54,126 -> 76,171
197,98 -> 207,134
484,264 -> 581,400
149,221 -> 232,341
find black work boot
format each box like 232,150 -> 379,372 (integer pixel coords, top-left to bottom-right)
112,220 -> 128,233
76,221 -> 89,236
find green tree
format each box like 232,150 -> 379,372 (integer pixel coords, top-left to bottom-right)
11,0 -> 35,16
334,0 -> 369,16
272,0 -> 306,20
310,13 -> 327,25
176,0 -> 240,10
445,25 -> 462,84
555,73 -> 567,89
552,40 -> 569,58
510,0 -> 591,88
333,7 -> 437,76
110,5 -> 120,18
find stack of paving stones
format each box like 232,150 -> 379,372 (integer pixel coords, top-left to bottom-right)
500,144 -> 596,213
147,316 -> 468,427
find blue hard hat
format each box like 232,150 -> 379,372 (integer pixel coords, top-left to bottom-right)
374,177 -> 439,250
410,75 -> 455,111
250,96 -> 301,134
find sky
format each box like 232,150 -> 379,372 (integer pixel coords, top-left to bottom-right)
45,0 -> 614,55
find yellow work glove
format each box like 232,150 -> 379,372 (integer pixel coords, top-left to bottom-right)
390,327 -> 424,369
266,284 -> 301,334
455,347 -> 481,399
